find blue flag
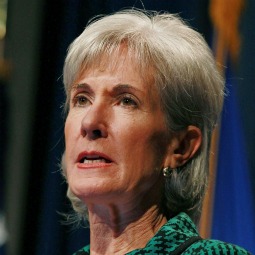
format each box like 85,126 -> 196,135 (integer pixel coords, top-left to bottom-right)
212,66 -> 255,253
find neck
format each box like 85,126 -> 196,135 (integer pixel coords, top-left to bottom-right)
86,191 -> 167,255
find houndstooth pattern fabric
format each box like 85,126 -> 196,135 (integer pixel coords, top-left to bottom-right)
73,212 -> 251,255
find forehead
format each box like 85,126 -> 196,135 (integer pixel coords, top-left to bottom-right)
71,52 -> 161,113
75,48 -> 155,89
65,46 -> 160,113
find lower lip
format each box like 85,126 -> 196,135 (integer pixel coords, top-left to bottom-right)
76,162 -> 113,170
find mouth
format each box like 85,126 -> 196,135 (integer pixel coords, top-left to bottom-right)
79,156 -> 112,164
77,151 -> 113,165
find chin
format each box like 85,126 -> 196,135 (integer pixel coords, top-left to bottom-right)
69,177 -> 119,203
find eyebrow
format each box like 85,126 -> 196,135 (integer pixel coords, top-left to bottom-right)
112,83 -> 143,94
71,83 -> 90,91
70,83 -> 93,95
71,83 -> 143,94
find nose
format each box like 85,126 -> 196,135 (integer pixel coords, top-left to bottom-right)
80,102 -> 108,140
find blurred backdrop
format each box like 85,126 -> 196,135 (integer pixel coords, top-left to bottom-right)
1,0 -> 255,255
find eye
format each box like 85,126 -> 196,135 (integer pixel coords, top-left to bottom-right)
72,94 -> 90,107
119,95 -> 138,108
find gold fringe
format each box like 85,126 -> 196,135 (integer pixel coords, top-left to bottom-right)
210,0 -> 244,63
199,0 -> 244,238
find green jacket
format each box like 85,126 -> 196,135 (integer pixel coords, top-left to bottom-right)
73,212 -> 251,254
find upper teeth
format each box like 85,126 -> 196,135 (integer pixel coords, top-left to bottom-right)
83,158 -> 106,163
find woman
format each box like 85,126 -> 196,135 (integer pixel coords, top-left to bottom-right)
62,9 -> 251,255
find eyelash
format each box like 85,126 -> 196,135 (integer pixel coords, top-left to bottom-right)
119,94 -> 138,108
71,93 -> 138,108
72,94 -> 90,107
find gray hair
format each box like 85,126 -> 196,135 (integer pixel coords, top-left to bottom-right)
62,9 -> 224,224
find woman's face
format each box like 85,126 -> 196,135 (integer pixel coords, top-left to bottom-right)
65,50 -> 173,205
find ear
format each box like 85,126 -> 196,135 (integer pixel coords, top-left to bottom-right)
163,126 -> 202,169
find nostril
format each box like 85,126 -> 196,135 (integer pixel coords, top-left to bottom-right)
92,129 -> 102,138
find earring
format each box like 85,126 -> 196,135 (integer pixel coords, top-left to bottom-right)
163,167 -> 172,177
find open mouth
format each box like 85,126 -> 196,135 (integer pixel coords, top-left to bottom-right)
77,152 -> 113,165
79,156 -> 112,164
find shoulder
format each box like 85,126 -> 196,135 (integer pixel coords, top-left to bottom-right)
72,244 -> 90,255
185,239 -> 251,255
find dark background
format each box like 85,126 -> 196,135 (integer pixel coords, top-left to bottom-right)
1,1 -> 255,255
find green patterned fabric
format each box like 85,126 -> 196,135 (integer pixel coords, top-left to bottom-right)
73,212 -> 251,254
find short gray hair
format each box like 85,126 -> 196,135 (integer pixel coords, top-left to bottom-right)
62,9 -> 224,224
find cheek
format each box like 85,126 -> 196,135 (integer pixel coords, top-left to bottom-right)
64,118 -> 71,142
150,129 -> 171,154
65,114 -> 79,141
64,122 -> 72,152
64,117 -> 78,181
64,114 -> 81,164
119,121 -> 170,167
127,113 -> 169,149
